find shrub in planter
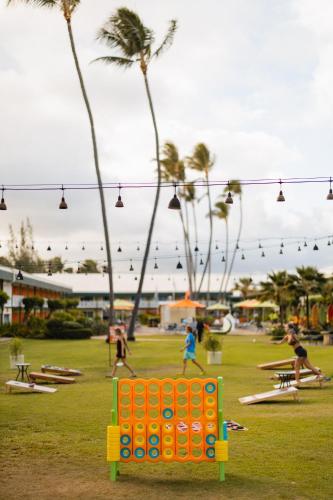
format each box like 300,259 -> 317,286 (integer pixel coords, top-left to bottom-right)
203,334 -> 222,365
9,337 -> 24,368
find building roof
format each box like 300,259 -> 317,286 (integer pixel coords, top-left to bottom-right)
0,265 -> 72,294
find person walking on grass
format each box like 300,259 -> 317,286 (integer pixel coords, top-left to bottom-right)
277,323 -> 329,386
180,325 -> 205,376
111,328 -> 137,378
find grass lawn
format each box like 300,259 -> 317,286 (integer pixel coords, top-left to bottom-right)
0,335 -> 333,500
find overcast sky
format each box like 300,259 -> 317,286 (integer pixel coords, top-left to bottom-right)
1,0 -> 332,285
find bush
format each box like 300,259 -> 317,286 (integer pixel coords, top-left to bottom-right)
91,320 -> 108,336
45,318 -> 92,339
51,311 -> 76,322
24,316 -> 46,339
138,313 -> 160,326
203,335 -> 222,352
268,326 -> 286,340
0,323 -> 27,338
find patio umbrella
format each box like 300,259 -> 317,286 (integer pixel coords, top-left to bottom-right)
113,299 -> 134,311
169,298 -> 205,309
207,303 -> 229,311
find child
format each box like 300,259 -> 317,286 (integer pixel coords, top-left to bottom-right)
180,326 -> 205,376
110,328 -> 137,378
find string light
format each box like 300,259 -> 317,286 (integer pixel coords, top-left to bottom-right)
276,179 -> 285,202
176,257 -> 183,269
47,245 -> 51,251
168,183 -> 181,210
313,243 -> 319,251
115,184 -> 124,208
327,177 -> 333,200
0,187 -> 7,211
16,268 -> 23,280
225,182 -> 233,204
59,185 -> 68,209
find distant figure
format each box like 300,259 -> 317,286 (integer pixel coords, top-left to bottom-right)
277,323 -> 328,385
180,326 -> 205,376
110,328 -> 137,378
196,319 -> 205,343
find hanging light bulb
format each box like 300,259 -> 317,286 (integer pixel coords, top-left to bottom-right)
327,177 -> 333,200
221,255 -> 225,262
279,248 -> 283,255
136,243 -> 140,251
176,258 -> 183,269
47,266 -> 52,277
65,243 -> 68,250
200,257 -> 204,265
100,244 -> 104,251
280,241 -> 284,248
134,276 -> 138,281
115,184 -> 124,208
16,268 -> 23,281
31,244 -> 34,251
236,243 -> 240,250
194,244 -> 199,252
241,253 -> 245,260
47,245 -> 51,251
215,242 -> 219,250
59,185 -> 68,209
175,242 -> 178,251
225,182 -> 233,204
82,244 -> 85,251
168,183 -> 181,210
304,240 -> 308,247
0,186 -> 7,210
155,243 -> 159,251
129,260 -> 134,271
328,240 -> 331,246
77,263 -> 81,274
15,244 -> 18,249
117,245 -> 122,252
258,241 -> 262,249
277,179 -> 285,202
313,243 -> 319,251
154,258 -> 158,270
298,245 -> 301,252
261,251 -> 265,257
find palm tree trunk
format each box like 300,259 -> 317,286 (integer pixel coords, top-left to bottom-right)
179,208 -> 193,295
127,71 -> 161,340
66,20 -> 114,355
184,200 -> 194,297
197,173 -> 213,302
218,220 -> 229,301
191,201 -> 198,295
224,194 -> 243,295
306,294 -> 310,329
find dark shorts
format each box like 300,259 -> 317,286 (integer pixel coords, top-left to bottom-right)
295,346 -> 307,358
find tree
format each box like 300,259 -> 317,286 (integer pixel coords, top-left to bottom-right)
95,8 -> 177,340
8,0 -> 115,339
8,219 -> 45,272
260,271 -> 294,326
187,143 -> 215,302
223,180 -> 242,294
48,257 -> 65,273
0,256 -> 12,268
294,266 -> 326,329
234,277 -> 254,299
81,259 -> 99,274
211,200 -> 229,300
0,290 -> 9,326
47,299 -> 64,317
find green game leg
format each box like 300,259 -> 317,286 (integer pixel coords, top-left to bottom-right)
219,462 -> 225,482
110,462 -> 117,481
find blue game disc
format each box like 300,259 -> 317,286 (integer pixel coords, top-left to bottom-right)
120,448 -> 131,459
205,382 -> 216,394
148,447 -> 159,458
148,434 -> 160,446
206,434 -> 216,445
134,447 -> 145,459
120,434 -> 131,446
206,447 -> 215,458
162,408 -> 173,419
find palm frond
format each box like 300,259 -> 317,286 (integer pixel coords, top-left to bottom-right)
7,0 -> 57,6
152,19 -> 177,59
187,143 -> 214,172
92,56 -> 134,68
224,179 -> 241,195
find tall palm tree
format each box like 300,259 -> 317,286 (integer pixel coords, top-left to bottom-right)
187,144 -> 214,302
7,0 -> 115,338
234,277 -> 253,299
211,200 -> 229,301
223,180 -> 242,294
182,182 -> 197,294
260,271 -> 294,326
294,266 -> 326,329
95,8 -> 177,340
161,142 -> 193,294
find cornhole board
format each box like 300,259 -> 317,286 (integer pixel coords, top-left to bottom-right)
273,375 -> 324,389
5,380 -> 57,394
273,368 -> 320,380
41,365 -> 82,376
29,372 -> 75,384
257,358 -> 296,370
239,386 -> 298,405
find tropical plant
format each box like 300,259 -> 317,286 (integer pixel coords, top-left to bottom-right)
7,0 -> 115,335
9,337 -> 23,357
187,143 -> 215,301
223,180 -> 242,294
7,219 -> 45,272
259,271 -> 294,326
0,290 -> 9,326
294,266 -> 326,329
95,8 -> 177,340
211,200 -> 229,300
234,277 -> 254,299
203,334 -> 222,352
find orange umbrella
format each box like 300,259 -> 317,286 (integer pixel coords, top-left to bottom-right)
169,296 -> 205,309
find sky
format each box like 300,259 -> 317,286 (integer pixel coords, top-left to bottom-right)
0,0 -> 333,287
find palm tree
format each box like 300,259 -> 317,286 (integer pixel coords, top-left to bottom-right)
234,277 -> 253,299
294,266 -> 326,329
223,180 -> 242,294
161,142 -> 193,294
95,8 -> 177,340
182,182 -> 198,294
7,0 -> 115,338
187,144 -> 215,302
211,200 -> 229,301
260,271 -> 294,326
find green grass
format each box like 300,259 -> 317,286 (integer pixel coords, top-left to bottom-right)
0,335 -> 333,500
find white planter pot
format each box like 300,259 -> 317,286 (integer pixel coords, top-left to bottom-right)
207,351 -> 222,365
10,354 -> 24,369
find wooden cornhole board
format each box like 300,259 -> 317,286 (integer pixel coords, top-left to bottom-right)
273,375 -> 324,389
239,386 -> 298,405
273,368 -> 320,380
29,372 -> 75,384
257,358 -> 296,370
5,380 -> 57,394
41,365 -> 82,376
